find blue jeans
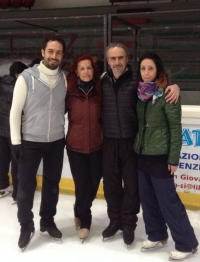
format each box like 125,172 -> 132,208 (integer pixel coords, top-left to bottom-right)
138,170 -> 198,252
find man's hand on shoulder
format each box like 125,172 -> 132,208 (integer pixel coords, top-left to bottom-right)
165,84 -> 180,103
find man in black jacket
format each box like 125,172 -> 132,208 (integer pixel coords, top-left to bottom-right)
101,43 -> 180,246
0,61 -> 27,201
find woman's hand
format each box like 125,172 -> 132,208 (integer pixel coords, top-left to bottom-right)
168,164 -> 178,175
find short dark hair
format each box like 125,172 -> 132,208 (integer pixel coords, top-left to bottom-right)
42,35 -> 66,53
9,61 -> 28,78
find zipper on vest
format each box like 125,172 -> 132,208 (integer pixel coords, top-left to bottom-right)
31,76 -> 35,92
52,74 -> 62,89
116,94 -> 122,138
33,73 -> 64,142
47,88 -> 53,142
78,86 -> 93,98
36,74 -> 62,89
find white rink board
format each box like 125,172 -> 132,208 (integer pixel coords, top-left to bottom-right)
175,125 -> 200,193
25,106 -> 200,184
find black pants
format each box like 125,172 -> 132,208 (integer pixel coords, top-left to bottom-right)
103,138 -> 140,229
0,135 -> 18,199
17,138 -> 65,229
67,149 -> 102,229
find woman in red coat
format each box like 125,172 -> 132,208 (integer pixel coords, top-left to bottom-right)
66,54 -> 103,242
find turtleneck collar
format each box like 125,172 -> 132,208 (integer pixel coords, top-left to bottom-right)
77,78 -> 95,94
38,60 -> 59,76
37,61 -> 60,89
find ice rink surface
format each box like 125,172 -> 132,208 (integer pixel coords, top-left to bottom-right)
1,191 -> 200,262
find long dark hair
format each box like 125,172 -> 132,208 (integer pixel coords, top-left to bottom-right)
136,52 -> 170,88
67,54 -> 101,94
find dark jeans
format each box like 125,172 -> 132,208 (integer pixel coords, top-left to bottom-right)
0,135 -> 18,199
67,149 -> 102,229
103,138 -> 140,229
138,170 -> 198,252
17,138 -> 65,229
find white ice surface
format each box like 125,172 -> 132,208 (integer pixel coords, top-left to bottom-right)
0,191 -> 200,262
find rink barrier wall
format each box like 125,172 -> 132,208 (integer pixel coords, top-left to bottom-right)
9,173 -> 200,210
36,175 -> 105,199
36,175 -> 200,210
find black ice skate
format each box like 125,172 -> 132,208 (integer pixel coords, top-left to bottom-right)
102,222 -> 122,241
123,228 -> 134,248
40,223 -> 62,243
18,228 -> 35,252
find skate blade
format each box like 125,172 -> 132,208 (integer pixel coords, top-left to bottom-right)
168,256 -> 186,261
40,232 -> 62,244
141,246 -> 157,252
20,232 -> 35,252
80,238 -> 86,244
169,257 -> 177,261
102,236 -> 114,242
51,237 -> 62,244
102,231 -> 122,242
0,191 -> 11,199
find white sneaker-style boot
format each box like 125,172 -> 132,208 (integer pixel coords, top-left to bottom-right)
141,239 -> 168,250
169,248 -> 198,260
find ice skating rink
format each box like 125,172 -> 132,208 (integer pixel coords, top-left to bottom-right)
1,191 -> 200,262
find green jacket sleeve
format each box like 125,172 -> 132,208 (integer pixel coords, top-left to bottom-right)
164,97 -> 182,165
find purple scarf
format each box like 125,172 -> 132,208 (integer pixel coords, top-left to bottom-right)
137,81 -> 163,104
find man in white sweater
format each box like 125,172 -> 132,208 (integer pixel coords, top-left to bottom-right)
10,36 -> 67,250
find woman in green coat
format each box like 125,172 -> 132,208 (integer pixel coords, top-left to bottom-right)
134,53 -> 198,260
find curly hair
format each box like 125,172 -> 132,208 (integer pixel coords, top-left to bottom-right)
67,54 -> 101,94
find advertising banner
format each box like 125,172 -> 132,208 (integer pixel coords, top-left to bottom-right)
175,126 -> 200,193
